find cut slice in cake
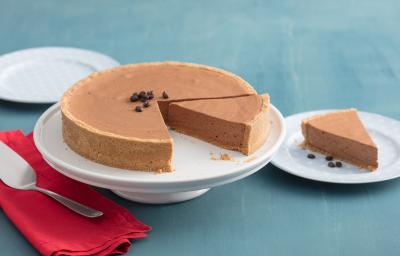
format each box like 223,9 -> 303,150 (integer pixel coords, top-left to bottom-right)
167,94 -> 270,155
301,108 -> 378,171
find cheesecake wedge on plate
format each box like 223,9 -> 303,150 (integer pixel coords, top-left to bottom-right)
301,108 -> 378,171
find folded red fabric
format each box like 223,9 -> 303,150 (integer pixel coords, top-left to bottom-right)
0,130 -> 151,256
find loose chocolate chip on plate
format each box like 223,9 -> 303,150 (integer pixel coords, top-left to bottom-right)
143,101 -> 150,108
135,106 -> 143,112
328,162 -> 335,168
130,94 -> 139,102
307,153 -> 316,159
335,161 -> 343,167
162,91 -> 169,99
325,156 -> 334,161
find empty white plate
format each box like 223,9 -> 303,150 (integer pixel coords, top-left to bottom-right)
271,110 -> 400,184
0,47 -> 119,103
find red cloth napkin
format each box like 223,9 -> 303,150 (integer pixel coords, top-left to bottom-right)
0,130 -> 151,256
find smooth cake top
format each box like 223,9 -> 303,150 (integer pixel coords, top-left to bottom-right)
170,94 -> 269,124
61,62 -> 256,139
303,108 -> 376,147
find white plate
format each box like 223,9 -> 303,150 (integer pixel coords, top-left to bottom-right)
33,103 -> 286,203
271,110 -> 400,184
0,47 -> 119,103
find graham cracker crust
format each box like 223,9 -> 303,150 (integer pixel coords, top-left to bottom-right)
300,141 -> 377,171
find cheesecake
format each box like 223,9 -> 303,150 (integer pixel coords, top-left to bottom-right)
61,62 -> 270,172
301,109 -> 378,171
168,94 -> 270,155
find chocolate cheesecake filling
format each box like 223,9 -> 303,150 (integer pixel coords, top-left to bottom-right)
167,94 -> 270,154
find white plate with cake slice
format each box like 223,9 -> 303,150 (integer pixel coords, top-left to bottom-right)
271,109 -> 400,184
33,103 -> 285,204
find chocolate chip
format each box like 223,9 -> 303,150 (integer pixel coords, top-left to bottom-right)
162,91 -> 169,99
135,106 -> 142,112
137,91 -> 146,99
143,101 -> 150,108
335,161 -> 343,167
130,94 -> 139,102
328,162 -> 335,168
325,156 -> 334,161
307,154 -> 316,159
140,95 -> 149,102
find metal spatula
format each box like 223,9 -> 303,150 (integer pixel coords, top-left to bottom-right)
0,141 -> 103,218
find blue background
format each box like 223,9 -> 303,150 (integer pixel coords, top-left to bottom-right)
1,0 -> 400,255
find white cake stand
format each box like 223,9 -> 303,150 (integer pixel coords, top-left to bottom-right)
33,103 -> 285,204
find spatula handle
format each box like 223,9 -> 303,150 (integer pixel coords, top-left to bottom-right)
35,187 -> 103,218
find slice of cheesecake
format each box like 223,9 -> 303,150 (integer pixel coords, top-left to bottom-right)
301,109 -> 378,171
167,94 -> 270,155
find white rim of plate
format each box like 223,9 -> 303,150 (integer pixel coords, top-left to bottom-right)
33,102 -> 286,188
0,47 -> 119,103
271,110 -> 400,184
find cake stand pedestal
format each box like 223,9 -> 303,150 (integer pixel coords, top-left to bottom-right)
112,189 -> 210,204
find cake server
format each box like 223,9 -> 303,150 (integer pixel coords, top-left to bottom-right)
0,141 -> 103,218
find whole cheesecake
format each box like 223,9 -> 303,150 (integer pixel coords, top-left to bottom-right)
61,62 -> 268,172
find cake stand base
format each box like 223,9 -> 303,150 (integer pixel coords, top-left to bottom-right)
112,188 -> 210,204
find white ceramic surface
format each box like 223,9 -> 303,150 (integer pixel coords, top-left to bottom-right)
271,110 -> 400,184
0,47 -> 119,103
33,103 -> 286,203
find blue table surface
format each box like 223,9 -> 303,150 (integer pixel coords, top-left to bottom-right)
1,0 -> 400,255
